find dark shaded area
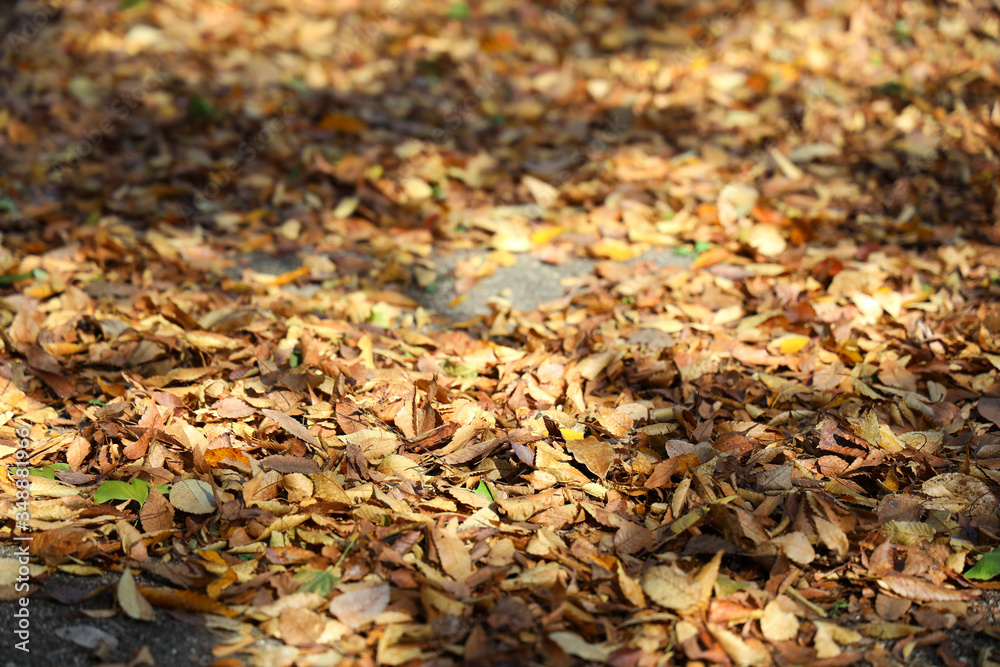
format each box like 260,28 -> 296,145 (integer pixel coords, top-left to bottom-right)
0,0 -> 995,249
0,556 -> 223,665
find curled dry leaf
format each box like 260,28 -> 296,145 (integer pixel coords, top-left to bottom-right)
138,586 -> 238,617
880,574 -> 981,602
115,520 -> 148,561
813,515 -> 849,559
117,567 -> 154,621
53,625 -> 119,652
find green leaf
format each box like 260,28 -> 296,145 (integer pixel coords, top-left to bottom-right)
130,479 -> 151,506
0,272 -> 32,286
186,95 -> 218,122
473,480 -> 494,502
367,306 -> 390,328
965,550 -> 1000,581
441,359 -> 477,379
295,568 -> 338,596
446,3 -> 469,19
94,480 -> 139,504
93,478 -> 152,507
0,196 -> 20,215
29,463 -> 71,479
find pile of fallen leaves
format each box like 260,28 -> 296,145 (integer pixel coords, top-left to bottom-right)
2,0 -> 1000,665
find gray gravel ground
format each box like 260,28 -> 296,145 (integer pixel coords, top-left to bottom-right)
403,247 -> 692,322
0,558 -> 223,666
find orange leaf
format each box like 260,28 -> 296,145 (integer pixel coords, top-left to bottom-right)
138,586 -> 239,617
696,203 -> 718,219
751,205 -> 791,226
203,447 -> 251,469
318,113 -> 368,133
691,247 -> 729,270
268,266 -> 310,286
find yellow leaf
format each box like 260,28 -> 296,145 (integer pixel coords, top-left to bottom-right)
531,226 -> 566,245
590,238 -> 641,261
776,334 -> 810,354
616,560 -> 646,608
358,334 -> 375,369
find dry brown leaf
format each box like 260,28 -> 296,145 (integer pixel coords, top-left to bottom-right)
642,565 -> 701,612
707,622 -> 769,667
328,581 -> 390,629
260,408 -> 320,448
566,437 -> 614,479
431,519 -> 473,583
770,532 -> 815,566
880,574 -> 981,602
168,479 -> 216,514
759,598 -> 799,642
117,567 -> 154,621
